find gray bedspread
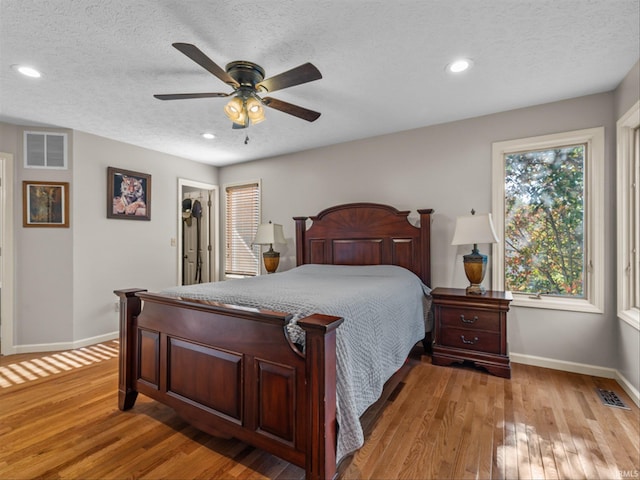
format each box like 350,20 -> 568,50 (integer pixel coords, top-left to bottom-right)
161,264 -> 431,461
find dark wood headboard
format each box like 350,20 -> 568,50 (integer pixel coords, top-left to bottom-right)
294,203 -> 434,286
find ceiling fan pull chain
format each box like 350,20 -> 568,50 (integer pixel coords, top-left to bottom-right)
244,135 -> 249,145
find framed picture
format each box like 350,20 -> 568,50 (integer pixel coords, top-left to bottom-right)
23,181 -> 69,228
107,167 -> 151,221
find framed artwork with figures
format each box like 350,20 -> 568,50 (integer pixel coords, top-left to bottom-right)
107,167 -> 151,220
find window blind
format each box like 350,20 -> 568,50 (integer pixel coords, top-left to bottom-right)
225,183 -> 260,276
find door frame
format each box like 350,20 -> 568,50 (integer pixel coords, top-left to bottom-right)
1,152 -> 15,355
177,179 -> 219,285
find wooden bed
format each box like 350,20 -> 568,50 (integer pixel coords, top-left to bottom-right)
115,203 -> 433,480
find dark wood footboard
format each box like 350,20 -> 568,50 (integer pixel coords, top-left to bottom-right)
115,289 -> 343,480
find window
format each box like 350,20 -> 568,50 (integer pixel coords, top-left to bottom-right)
225,182 -> 260,277
617,101 -> 640,329
492,128 -> 604,312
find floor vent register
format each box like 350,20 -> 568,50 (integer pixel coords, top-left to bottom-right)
596,388 -> 630,410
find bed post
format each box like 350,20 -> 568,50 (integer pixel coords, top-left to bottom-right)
114,288 -> 146,411
298,313 -> 344,480
293,216 -> 308,266
417,209 -> 434,288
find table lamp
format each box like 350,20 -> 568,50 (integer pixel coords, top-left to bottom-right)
451,210 -> 499,294
253,221 -> 286,273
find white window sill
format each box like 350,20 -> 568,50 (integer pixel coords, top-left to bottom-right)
618,308 -> 640,331
511,293 -> 602,314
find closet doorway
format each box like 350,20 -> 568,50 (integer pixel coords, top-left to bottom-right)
177,179 -> 219,286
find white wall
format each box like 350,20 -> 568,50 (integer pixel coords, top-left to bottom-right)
0,124 -> 75,347
72,131 -> 219,343
0,123 -> 218,350
220,91 -> 620,373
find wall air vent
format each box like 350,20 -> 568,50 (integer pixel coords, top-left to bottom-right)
24,131 -> 67,169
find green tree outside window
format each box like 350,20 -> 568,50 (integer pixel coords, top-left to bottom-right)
504,144 -> 585,297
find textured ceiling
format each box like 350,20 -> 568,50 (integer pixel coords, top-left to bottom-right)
1,0 -> 638,166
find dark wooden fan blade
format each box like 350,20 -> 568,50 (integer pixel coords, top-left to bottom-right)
154,93 -> 230,100
262,97 -> 321,122
256,63 -> 322,93
172,43 -> 239,88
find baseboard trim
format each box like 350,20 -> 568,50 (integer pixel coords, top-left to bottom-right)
511,352 -> 640,407
615,370 -> 640,408
13,331 -> 119,355
511,352 -> 618,378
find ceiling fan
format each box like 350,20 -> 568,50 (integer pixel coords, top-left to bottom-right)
154,43 -> 322,129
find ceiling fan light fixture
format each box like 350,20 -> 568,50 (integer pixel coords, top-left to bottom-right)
156,43 -> 322,127
246,97 -> 265,125
224,96 -> 246,125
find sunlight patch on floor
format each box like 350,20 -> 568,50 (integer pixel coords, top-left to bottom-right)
0,341 -> 119,388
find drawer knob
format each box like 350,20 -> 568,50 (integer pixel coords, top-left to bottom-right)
460,335 -> 479,345
460,314 -> 478,324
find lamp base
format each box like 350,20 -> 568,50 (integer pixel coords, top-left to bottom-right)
466,284 -> 486,295
463,247 -> 488,295
263,247 -> 280,274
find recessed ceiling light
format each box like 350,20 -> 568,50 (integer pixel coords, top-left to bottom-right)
12,64 -> 42,78
446,59 -> 473,74
202,132 -> 215,139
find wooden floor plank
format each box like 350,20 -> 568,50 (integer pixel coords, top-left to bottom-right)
393,365 -> 451,480
0,343 -> 638,480
502,378 -> 519,480
534,405 -> 561,480
367,368 -> 445,479
473,376 -> 497,479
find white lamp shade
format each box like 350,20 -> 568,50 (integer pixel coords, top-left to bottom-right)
254,222 -> 286,245
451,213 -> 499,245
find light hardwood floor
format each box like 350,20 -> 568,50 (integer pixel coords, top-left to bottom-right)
0,341 -> 638,479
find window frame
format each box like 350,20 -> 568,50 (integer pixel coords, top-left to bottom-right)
616,101 -> 640,330
224,180 -> 261,278
492,127 -> 605,313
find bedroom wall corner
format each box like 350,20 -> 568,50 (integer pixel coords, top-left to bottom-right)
614,59 -> 640,118
13,124 -> 75,349
71,131 -> 219,344
613,58 -> 640,397
0,122 -> 220,353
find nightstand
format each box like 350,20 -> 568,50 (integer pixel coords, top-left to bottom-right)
431,287 -> 512,378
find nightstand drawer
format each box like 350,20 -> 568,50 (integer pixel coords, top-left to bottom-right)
439,326 -> 501,354
440,307 -> 500,332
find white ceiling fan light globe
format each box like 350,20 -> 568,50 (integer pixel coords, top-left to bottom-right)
224,97 -> 246,125
246,97 -> 265,125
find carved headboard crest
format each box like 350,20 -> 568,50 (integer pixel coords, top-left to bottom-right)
294,203 -> 433,286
